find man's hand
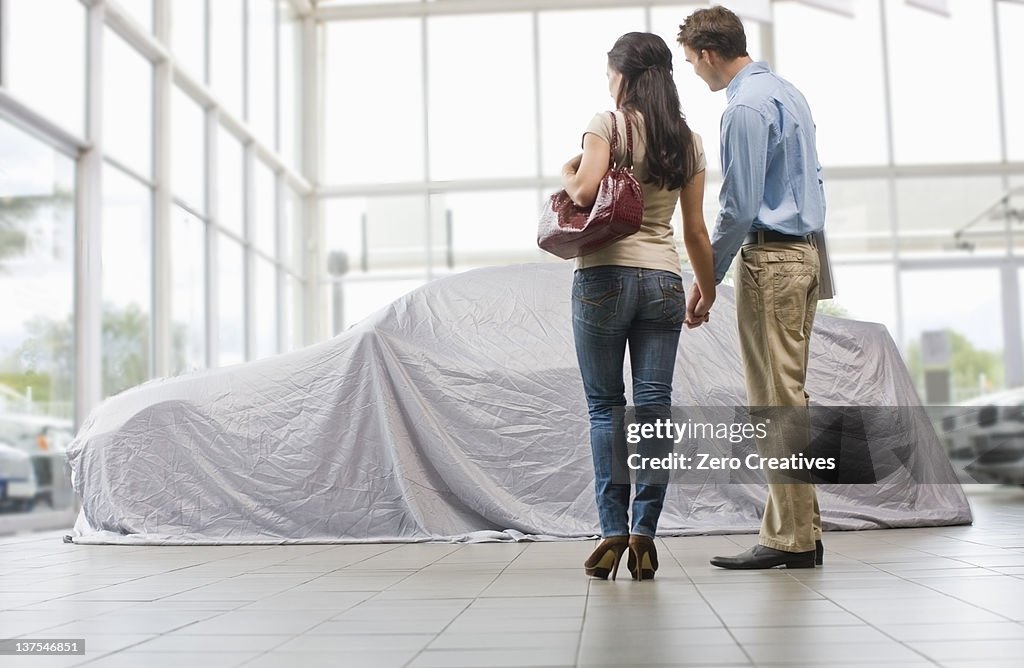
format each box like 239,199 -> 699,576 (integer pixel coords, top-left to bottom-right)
685,283 -> 715,329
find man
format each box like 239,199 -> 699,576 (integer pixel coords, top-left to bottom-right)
678,6 -> 826,569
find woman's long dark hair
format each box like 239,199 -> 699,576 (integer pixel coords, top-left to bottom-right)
607,32 -> 695,191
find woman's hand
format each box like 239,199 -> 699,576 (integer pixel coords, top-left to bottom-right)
685,282 -> 716,329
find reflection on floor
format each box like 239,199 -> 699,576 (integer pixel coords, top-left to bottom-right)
1,487 -> 1023,667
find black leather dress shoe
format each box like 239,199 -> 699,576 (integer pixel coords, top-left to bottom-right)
816,539 -> 823,566
710,544 -> 816,569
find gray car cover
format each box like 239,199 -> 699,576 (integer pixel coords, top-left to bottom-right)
67,262 -> 971,545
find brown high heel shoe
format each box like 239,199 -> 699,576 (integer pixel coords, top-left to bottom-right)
627,535 -> 658,580
584,537 -> 629,580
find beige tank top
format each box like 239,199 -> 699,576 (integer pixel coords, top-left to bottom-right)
574,110 -> 706,276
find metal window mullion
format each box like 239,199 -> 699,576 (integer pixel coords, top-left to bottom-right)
242,0 -> 250,124
991,0 -> 1013,255
420,14 -> 432,280
288,0 -> 311,15
75,0 -> 105,425
992,0 -> 1010,167
759,8 -> 777,68
315,0 -> 771,21
1001,263 -> 1024,387
302,14 -> 320,344
171,196 -> 205,222
104,0 -> 169,63
206,108 -> 220,367
898,256 -> 1023,271
204,0 -> 211,85
244,142 -> 256,361
0,88 -> 89,157
531,9 -> 545,220
174,65 -> 311,191
152,0 -> 172,378
878,0 -> 904,350
99,155 -> 156,189
531,11 -> 542,180
0,0 -> 8,87
274,0 -> 281,154
990,0 -> 1023,389
276,173 -> 287,352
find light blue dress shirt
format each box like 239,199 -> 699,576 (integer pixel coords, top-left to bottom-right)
711,61 -> 826,283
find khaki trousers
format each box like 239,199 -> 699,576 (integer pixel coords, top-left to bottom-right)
736,239 -> 821,553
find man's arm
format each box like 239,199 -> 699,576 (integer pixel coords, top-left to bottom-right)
711,104 -> 770,284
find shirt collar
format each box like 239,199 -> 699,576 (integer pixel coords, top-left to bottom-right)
726,60 -> 771,101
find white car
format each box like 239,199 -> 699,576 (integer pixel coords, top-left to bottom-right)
0,442 -> 38,512
0,414 -> 74,454
938,388 -> 1024,484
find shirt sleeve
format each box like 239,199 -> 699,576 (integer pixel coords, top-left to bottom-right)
581,112 -> 613,150
691,131 -> 707,175
711,104 -> 770,284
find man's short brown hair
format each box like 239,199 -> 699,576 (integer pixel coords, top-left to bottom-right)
677,6 -> 748,60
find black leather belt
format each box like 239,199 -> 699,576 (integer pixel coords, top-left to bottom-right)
743,229 -> 812,246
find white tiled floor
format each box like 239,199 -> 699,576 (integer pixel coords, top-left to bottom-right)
2,487 -> 1024,667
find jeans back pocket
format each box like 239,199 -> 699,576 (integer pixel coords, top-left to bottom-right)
573,275 -> 623,327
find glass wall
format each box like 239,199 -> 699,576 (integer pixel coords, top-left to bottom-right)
0,118 -> 77,518
171,207 -> 207,375
103,28 -> 154,178
1001,1 -> 1024,162
6,0 -> 86,137
316,0 -> 1024,410
171,0 -> 206,81
539,8 -> 647,177
171,87 -> 207,214
901,268 -> 1005,403
773,0 -> 888,166
0,0 -> 309,525
211,0 -> 245,119
885,0 -> 1001,165
218,234 -> 246,366
428,14 -> 537,180
649,6 -> 763,172
322,19 -> 424,185
101,166 -> 153,398
426,190 -> 542,272
3,0 -> 1023,522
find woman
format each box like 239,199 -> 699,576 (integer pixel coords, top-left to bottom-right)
561,32 -> 715,580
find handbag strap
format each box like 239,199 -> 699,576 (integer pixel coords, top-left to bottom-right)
607,110 -> 635,170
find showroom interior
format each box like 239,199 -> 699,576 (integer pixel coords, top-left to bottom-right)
1,0 -> 1024,666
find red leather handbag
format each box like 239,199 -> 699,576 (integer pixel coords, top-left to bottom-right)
537,111 -> 644,260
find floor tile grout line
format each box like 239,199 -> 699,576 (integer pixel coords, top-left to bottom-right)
574,539 -> 594,668
866,559 -> 1023,625
401,542 -> 558,665
28,544 -> 408,666
396,540 -> 518,668
673,539 -> 960,667
233,543 -> 439,666
790,560 -> 960,667
7,493 -> 1024,666
665,537 -> 758,667
229,576 -> 382,664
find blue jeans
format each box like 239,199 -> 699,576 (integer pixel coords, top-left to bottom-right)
572,266 -> 684,538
